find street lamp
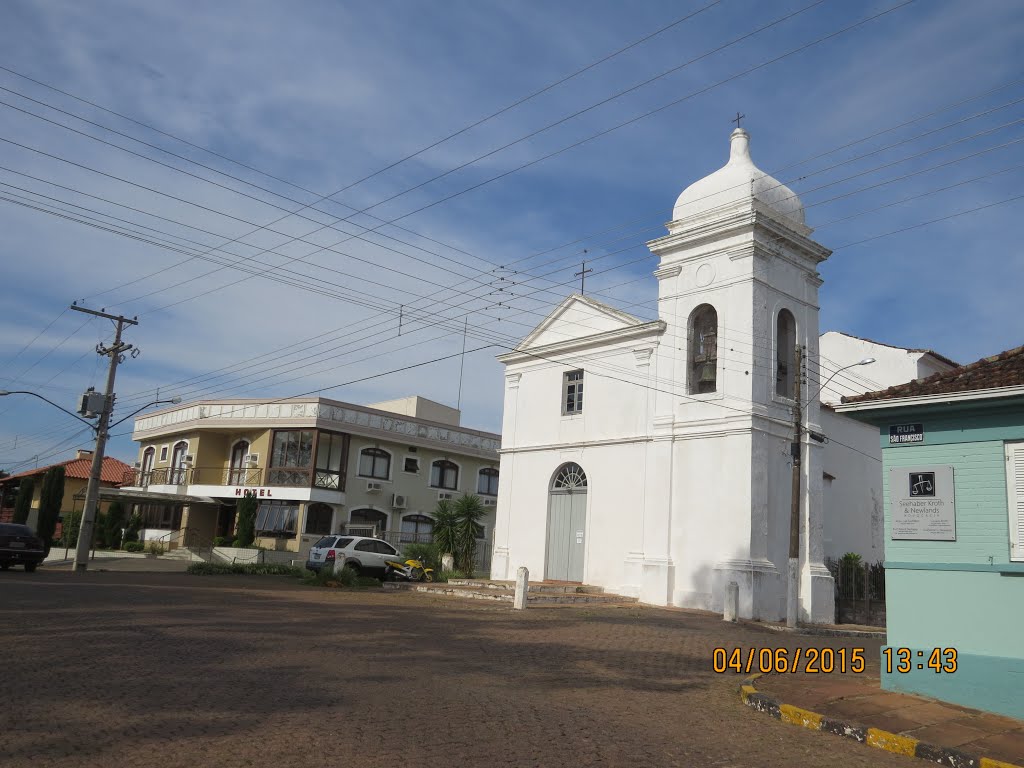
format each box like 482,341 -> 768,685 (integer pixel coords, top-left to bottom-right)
786,355 -> 875,628
0,389 -> 181,569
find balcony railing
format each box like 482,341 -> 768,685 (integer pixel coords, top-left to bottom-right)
126,466 -> 263,488
125,465 -> 343,492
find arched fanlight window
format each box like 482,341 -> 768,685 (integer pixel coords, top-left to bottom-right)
140,447 -> 155,485
349,508 -> 388,532
477,467 -> 499,496
430,459 -> 459,490
401,514 -> 434,543
358,447 -> 391,480
776,309 -> 797,398
689,304 -> 718,394
169,441 -> 189,484
551,462 -> 587,492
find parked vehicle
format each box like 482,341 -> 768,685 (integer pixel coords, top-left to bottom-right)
305,535 -> 402,577
0,523 -> 46,572
384,557 -> 434,582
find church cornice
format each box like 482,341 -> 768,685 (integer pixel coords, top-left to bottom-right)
497,320 -> 665,365
647,204 -> 831,265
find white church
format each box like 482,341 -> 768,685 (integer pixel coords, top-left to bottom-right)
489,127 -> 955,623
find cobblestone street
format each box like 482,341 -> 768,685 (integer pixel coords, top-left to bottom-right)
0,571 -> 915,767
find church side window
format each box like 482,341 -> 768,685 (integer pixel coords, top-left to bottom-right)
776,309 -> 796,398
689,305 -> 718,394
563,370 -> 584,414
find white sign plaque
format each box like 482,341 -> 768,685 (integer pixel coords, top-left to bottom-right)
889,465 -> 956,541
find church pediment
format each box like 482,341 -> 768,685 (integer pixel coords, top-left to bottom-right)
516,294 -> 646,350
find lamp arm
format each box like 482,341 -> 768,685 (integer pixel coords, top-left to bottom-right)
0,390 -> 97,431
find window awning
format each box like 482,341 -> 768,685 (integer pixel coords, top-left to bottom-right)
72,487 -> 220,505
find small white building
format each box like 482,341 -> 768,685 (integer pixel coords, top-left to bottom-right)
490,128 -> 955,622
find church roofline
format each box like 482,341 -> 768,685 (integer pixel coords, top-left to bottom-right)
497,320 -> 666,365
514,293 -> 645,351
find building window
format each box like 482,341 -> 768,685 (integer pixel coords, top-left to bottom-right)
563,370 -> 584,414
305,502 -> 334,536
136,503 -> 181,530
349,508 -> 388,534
269,430 -> 314,486
140,447 -> 155,485
400,514 -> 434,543
430,459 -> 459,490
228,440 -> 250,485
477,467 -> 499,496
358,447 -> 391,480
776,309 -> 796,398
255,500 -> 299,537
689,304 -> 718,394
315,432 -> 348,490
158,445 -> 168,462
404,457 -> 420,473
169,441 -> 189,484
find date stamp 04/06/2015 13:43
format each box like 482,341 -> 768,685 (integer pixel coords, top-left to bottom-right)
712,647 -> 959,675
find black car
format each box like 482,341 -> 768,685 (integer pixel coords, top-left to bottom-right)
0,523 -> 46,572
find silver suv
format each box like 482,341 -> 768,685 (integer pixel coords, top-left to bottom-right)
306,535 -> 401,577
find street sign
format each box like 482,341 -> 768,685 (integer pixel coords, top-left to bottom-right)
889,423 -> 924,444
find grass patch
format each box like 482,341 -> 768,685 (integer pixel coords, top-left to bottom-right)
186,562 -> 304,577
300,566 -> 383,589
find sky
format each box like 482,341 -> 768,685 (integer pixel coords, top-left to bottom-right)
0,0 -> 1021,471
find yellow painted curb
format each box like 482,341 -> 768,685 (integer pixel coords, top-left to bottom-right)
981,758 -> 1024,768
740,685 -> 757,703
780,704 -> 823,730
866,728 -> 918,757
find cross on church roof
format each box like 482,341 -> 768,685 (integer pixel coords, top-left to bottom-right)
732,112 -> 745,129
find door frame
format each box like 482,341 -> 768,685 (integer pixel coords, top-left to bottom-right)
545,462 -> 589,582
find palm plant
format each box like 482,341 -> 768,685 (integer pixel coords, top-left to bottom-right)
453,494 -> 485,576
431,499 -> 459,564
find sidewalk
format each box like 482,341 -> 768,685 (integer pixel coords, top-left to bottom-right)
752,660 -> 1024,766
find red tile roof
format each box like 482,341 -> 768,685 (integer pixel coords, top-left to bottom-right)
1,454 -> 133,485
841,345 -> 1024,404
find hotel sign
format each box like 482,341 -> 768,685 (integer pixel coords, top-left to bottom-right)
889,465 -> 956,541
889,423 -> 924,444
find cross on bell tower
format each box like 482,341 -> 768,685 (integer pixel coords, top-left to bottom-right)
732,111 -> 745,129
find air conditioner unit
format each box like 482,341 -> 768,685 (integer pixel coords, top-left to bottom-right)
483,498 -> 496,507
437,491 -> 454,501
245,453 -> 259,466
366,480 -> 383,493
392,494 -> 407,509
184,455 -> 194,465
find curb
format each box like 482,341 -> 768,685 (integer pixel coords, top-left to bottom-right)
756,622 -> 886,639
739,674 -> 1023,768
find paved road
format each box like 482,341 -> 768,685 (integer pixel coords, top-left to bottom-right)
42,556 -> 192,572
0,571 -> 912,767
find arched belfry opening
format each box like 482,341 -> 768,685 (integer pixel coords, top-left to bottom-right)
689,304 -> 718,394
546,463 -> 588,581
776,309 -> 797,398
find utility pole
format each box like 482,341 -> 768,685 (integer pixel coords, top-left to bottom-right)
786,345 -> 803,628
70,304 -> 138,573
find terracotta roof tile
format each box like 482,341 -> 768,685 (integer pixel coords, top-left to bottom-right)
1,455 -> 133,485
841,345 -> 1024,404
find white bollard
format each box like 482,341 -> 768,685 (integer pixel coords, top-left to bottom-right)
513,566 -> 529,610
441,553 -> 454,573
724,581 -> 739,622
333,555 -> 345,576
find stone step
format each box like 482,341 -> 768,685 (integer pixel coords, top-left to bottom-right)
383,582 -> 637,605
445,579 -> 606,595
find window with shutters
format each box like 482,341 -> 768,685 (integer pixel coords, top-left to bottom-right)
1006,442 -> 1024,562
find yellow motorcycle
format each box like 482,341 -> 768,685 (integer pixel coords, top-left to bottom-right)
384,557 -> 434,582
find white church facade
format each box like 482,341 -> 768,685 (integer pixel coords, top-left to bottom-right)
489,127 -> 955,623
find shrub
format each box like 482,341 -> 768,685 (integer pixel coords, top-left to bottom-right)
12,479 -> 33,525
147,541 -> 165,556
431,499 -> 458,560
122,512 -> 142,544
124,541 -> 145,553
401,542 -> 440,572
453,494 -> 485,576
61,511 -> 82,548
235,495 -> 258,548
187,562 -> 304,577
213,536 -> 226,547
104,502 -> 126,550
231,538 -> 242,547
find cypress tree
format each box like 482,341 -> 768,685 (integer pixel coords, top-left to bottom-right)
36,465 -> 65,549
235,494 -> 258,548
104,501 -> 126,549
12,478 -> 34,525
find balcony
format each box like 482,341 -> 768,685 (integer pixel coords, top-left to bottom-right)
124,465 -> 342,491
126,467 -> 264,488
